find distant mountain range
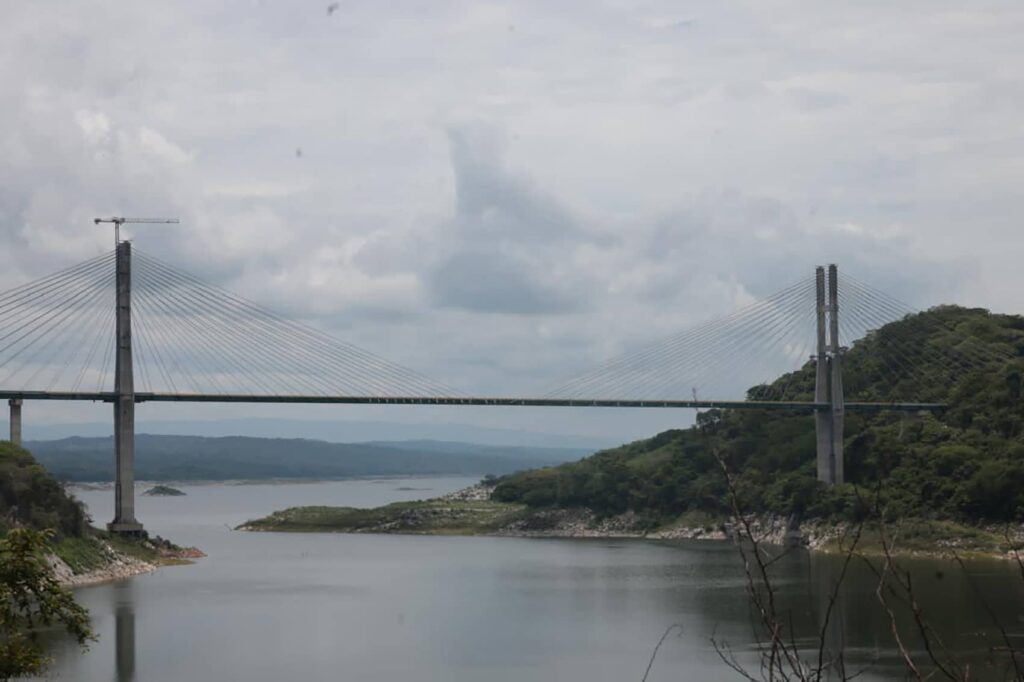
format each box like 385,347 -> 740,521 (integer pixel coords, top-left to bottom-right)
18,418 -> 612,450
25,434 -> 591,482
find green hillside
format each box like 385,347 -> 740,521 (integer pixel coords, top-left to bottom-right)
0,441 -> 161,574
0,441 -> 89,538
492,306 -> 1024,525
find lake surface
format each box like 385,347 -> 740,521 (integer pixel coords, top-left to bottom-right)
35,478 -> 1024,681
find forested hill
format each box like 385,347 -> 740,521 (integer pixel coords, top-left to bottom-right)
493,306 -> 1024,523
26,435 -> 587,482
0,441 -> 87,538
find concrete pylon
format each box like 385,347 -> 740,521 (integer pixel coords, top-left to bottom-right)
828,264 -> 844,485
8,399 -> 22,446
108,241 -> 143,535
814,267 -> 831,483
814,265 -> 845,486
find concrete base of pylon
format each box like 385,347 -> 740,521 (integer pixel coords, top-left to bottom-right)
107,520 -> 146,536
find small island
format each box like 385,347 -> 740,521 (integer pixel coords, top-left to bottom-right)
143,485 -> 186,496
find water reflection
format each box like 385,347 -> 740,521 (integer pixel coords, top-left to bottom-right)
34,481 -> 1024,682
113,582 -> 136,682
811,551 -> 848,680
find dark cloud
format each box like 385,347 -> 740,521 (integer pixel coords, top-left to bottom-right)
432,250 -> 576,314
427,126 -> 597,314
447,126 -> 582,243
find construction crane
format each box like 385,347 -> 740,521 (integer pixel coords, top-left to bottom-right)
94,216 -> 179,247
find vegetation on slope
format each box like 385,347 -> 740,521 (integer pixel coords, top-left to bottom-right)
0,528 -> 94,680
0,441 -> 159,574
240,499 -> 525,534
492,306 -> 1024,526
0,441 -> 89,538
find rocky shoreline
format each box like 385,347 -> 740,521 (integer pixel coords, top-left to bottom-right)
48,537 -> 205,588
490,500 -> 1024,559
48,543 -> 158,588
242,484 -> 1024,560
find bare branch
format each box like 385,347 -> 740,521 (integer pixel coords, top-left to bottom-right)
874,525 -> 924,681
815,515 -> 864,678
641,623 -> 682,682
951,551 -> 1023,681
711,634 -> 762,682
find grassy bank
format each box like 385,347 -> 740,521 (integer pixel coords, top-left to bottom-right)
815,518 -> 1020,558
240,498 -> 527,534
238,491 -> 1023,560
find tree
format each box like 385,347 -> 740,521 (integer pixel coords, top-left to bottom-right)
0,528 -> 94,680
709,447 -> 1024,682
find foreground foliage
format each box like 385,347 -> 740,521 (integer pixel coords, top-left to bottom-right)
0,528 -> 93,680
493,306 -> 1024,526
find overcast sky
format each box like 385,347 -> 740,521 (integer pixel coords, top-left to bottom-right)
3,1 -> 1023,442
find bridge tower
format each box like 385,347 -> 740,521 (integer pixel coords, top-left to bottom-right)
815,264 -> 845,486
108,241 -> 143,534
8,398 -> 21,445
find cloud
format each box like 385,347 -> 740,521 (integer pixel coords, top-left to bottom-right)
784,87 -> 850,111
447,126 -> 582,243
0,0 -> 1022,437
432,249 -> 576,314
427,126 -> 597,314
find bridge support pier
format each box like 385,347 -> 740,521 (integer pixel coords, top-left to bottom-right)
108,241 -> 144,535
814,268 -> 831,483
815,265 -> 844,486
8,399 -> 21,446
828,265 -> 844,485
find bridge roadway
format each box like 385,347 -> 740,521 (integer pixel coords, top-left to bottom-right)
0,390 -> 944,412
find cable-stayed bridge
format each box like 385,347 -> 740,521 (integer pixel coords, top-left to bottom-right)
1,242 -> 1002,534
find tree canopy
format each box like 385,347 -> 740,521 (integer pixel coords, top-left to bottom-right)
0,528 -> 94,680
493,306 -> 1024,524
0,442 -> 88,538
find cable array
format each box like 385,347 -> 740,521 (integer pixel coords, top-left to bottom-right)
0,253 -> 116,392
131,250 -> 460,397
0,251 -> 1015,403
836,273 -> 1017,401
542,276 -> 820,401
541,267 -> 1021,403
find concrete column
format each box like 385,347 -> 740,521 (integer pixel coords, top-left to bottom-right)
814,267 -> 832,484
828,264 -> 844,485
8,399 -> 22,446
109,242 -> 143,534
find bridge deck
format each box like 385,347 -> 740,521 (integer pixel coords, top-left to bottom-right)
0,390 -> 944,412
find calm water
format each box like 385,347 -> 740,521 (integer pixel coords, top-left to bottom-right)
33,478 -> 1024,681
